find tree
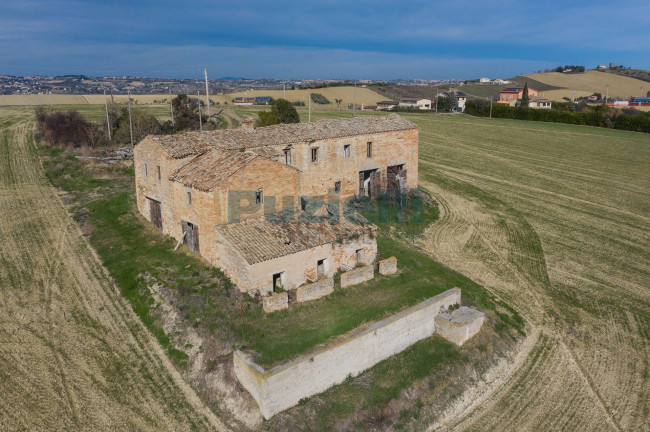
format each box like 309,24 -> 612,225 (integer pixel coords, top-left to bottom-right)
435,94 -> 456,112
521,82 -> 530,108
257,110 -> 278,127
448,91 -> 458,111
272,98 -> 300,124
335,98 -> 343,111
114,109 -> 161,144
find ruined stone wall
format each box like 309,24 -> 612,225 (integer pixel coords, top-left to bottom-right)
234,287 -> 461,419
296,278 -> 334,302
340,265 -> 375,288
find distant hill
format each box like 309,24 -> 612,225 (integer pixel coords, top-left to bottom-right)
521,70 -> 648,101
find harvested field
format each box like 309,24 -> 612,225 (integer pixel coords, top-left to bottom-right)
414,116 -> 650,431
0,86 -> 386,108
524,70 -> 648,100
304,110 -> 650,431
0,107 -> 225,430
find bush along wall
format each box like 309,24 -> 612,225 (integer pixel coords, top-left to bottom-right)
465,100 -> 650,133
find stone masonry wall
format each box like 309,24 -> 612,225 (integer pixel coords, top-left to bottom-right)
340,265 -> 375,288
243,236 -> 376,294
379,256 -> 397,275
262,292 -> 288,313
234,287 -> 461,419
296,278 -> 334,302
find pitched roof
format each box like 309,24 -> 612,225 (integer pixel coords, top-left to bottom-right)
501,87 -> 524,93
144,114 -> 417,159
169,150 -> 258,191
216,215 -> 373,264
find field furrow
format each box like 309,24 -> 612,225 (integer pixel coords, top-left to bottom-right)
0,109 -> 226,431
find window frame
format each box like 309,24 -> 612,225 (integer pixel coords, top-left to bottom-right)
334,181 -> 341,193
256,188 -> 264,204
343,144 -> 350,158
157,165 -> 161,180
311,147 -> 319,163
143,162 -> 148,177
366,142 -> 373,158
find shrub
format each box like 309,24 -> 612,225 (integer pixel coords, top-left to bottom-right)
35,107 -> 100,148
310,93 -> 331,104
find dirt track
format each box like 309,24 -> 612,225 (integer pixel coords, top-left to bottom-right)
415,116 -> 649,431
0,108 -> 227,430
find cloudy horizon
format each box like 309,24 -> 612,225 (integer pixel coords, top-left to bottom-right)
1,0 -> 649,80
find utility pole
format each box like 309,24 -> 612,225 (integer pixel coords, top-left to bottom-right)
489,97 -> 493,119
197,91 -> 203,132
606,85 -> 609,104
169,87 -> 175,128
435,88 -> 438,114
308,93 -> 311,122
127,90 -> 134,147
283,82 -> 286,99
104,90 -> 111,141
353,81 -> 356,117
204,68 -> 210,118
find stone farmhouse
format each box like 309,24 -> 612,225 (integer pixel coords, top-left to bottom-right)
134,114 -> 419,294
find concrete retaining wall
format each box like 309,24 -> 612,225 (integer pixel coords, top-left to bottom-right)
234,287 -> 461,418
340,265 -> 375,288
296,278 -> 334,302
379,256 -> 397,275
262,292 -> 288,313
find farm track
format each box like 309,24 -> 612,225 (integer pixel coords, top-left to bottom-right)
415,115 -> 649,431
0,109 -> 227,431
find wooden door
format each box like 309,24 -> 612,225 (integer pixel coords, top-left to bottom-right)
182,221 -> 200,253
148,198 -> 162,229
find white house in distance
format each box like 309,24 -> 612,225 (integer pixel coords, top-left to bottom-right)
479,77 -> 491,83
493,79 -> 510,85
399,97 -> 432,110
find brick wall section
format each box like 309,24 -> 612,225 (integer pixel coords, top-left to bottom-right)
340,265 -> 375,288
296,278 -> 334,302
262,292 -> 288,313
379,256 -> 397,275
234,287 -> 462,419
277,128 -> 419,198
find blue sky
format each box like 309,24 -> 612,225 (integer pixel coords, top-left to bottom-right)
1,0 -> 649,79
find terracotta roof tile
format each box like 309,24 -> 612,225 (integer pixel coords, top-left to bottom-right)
145,114 -> 417,159
217,215 -> 373,264
169,150 -> 258,191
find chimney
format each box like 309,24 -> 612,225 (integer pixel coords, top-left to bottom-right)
241,118 -> 255,130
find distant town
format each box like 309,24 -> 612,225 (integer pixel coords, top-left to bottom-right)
0,74 -> 465,96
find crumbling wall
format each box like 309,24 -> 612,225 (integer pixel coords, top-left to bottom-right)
296,278 -> 334,302
340,265 -> 375,288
